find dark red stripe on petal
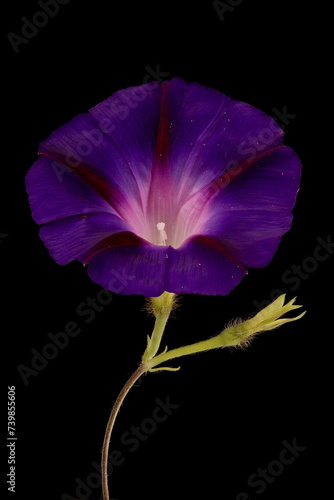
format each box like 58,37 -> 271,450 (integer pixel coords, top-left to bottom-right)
212,145 -> 284,193
84,231 -> 149,263
152,81 -> 170,174
39,151 -> 128,216
192,235 -> 248,274
182,145 -> 285,214
146,82 -> 176,227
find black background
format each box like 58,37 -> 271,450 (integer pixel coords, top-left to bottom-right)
2,1 -> 331,499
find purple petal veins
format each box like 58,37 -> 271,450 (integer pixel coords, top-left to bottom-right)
26,77 -> 302,296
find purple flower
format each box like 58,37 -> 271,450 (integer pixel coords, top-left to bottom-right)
26,78 -> 301,296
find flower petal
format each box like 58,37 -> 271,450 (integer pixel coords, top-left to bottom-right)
25,155 -> 115,225
39,213 -> 132,265
87,234 -> 247,296
32,82 -> 164,236
88,82 -> 161,194
166,77 -> 284,202
202,145 -> 302,268
165,235 -> 247,295
87,243 -> 169,296
40,82 -> 161,206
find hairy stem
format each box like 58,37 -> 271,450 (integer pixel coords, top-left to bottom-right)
142,291 -> 176,361
143,312 -> 170,361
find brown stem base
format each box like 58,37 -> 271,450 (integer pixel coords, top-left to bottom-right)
101,363 -> 146,500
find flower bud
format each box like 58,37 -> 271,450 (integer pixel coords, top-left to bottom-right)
219,294 -> 306,348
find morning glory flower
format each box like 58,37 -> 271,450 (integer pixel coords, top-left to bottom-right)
26,77 -> 301,296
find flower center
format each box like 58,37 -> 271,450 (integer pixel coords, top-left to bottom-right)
156,222 -> 167,246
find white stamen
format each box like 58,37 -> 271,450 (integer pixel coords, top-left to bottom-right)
157,222 -> 167,246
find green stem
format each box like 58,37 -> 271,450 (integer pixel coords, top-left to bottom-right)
142,291 -> 176,361
146,294 -> 307,371
143,312 -> 170,361
101,363 -> 146,500
147,333 -> 225,370
101,292 -> 175,500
